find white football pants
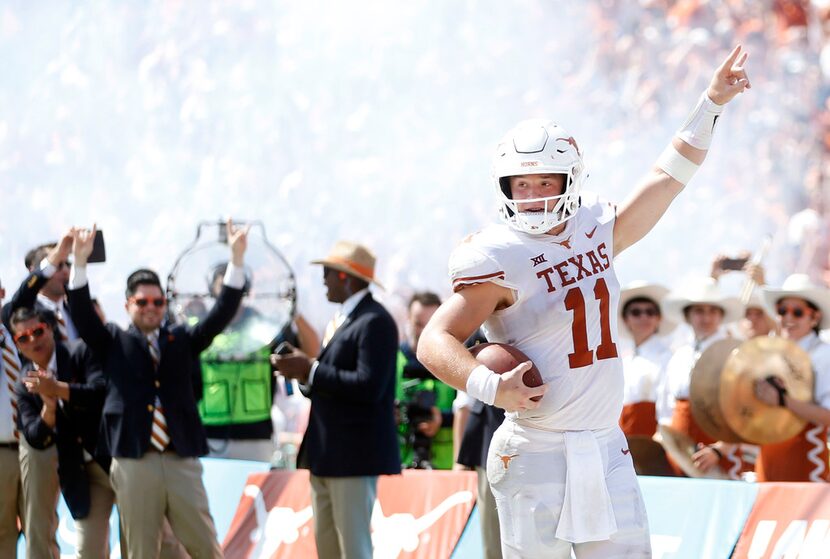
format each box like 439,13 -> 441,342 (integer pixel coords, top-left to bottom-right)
487,421 -> 651,559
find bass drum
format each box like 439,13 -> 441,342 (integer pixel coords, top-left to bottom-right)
166,220 -> 296,357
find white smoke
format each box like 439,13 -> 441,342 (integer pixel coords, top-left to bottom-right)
0,1 -> 819,332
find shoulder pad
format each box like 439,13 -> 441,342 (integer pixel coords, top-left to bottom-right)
448,236 -> 505,292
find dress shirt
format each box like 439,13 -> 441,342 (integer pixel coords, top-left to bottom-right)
307,288 -> 370,387
0,324 -> 20,442
659,327 -> 730,424
621,334 -> 672,406
797,332 -> 830,409
37,258 -> 79,340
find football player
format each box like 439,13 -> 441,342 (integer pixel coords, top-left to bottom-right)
417,46 -> 751,558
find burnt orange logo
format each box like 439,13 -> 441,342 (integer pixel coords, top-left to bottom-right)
553,235 -> 572,250
499,454 -> 519,469
585,226 -> 598,239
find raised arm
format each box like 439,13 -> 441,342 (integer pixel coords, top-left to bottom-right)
2,232 -> 73,326
416,282 -> 546,412
614,45 -> 751,255
66,225 -> 112,355
189,219 -> 249,351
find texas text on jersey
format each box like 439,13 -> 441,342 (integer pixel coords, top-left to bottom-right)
449,191 -> 623,431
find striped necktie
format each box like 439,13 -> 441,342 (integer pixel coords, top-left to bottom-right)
322,312 -> 346,348
146,333 -> 170,452
1,335 -> 22,440
54,308 -> 69,341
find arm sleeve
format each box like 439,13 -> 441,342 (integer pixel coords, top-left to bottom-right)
188,286 -> 244,354
3,271 -> 48,326
66,343 -> 106,411
15,383 -> 56,449
66,284 -> 112,357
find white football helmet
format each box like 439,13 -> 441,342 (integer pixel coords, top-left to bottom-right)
492,119 -> 585,235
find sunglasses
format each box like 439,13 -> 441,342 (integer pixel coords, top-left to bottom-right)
777,306 -> 808,319
625,307 -> 659,318
129,296 -> 166,308
14,323 -> 49,344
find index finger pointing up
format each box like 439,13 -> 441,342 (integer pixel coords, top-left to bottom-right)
718,45 -> 742,74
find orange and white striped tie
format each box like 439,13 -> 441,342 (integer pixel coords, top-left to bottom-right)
55,309 -> 69,341
2,335 -> 22,440
147,334 -> 169,452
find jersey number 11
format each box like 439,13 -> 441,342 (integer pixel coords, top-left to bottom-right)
564,277 -> 618,368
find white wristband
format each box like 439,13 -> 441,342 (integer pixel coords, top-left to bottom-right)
656,145 -> 700,185
677,92 -> 724,150
466,365 -> 500,406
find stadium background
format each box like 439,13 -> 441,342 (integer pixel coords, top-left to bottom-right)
1,0 -> 826,335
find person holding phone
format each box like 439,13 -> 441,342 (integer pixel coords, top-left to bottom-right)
67,221 -> 249,559
271,240 -> 400,559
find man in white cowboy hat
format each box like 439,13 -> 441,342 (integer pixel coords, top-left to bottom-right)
418,47 -> 750,557
753,274 -> 830,482
660,277 -> 745,478
272,240 -> 400,559
618,282 -> 675,439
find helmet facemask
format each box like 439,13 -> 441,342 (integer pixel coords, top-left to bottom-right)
492,120 -> 585,235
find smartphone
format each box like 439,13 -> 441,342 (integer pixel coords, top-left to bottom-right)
273,341 -> 295,395
88,230 -> 106,263
720,256 -> 748,271
274,341 -> 294,355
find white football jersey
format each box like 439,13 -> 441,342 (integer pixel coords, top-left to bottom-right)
450,192 -> 623,430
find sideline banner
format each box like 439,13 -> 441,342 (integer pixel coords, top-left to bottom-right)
222,469 -> 478,559
639,476 -> 759,559
732,483 -> 830,559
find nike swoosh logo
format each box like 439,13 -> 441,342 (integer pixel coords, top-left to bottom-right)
621,448 -> 630,455
586,226 -> 598,239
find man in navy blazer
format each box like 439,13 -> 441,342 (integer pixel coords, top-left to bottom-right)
1,235 -> 76,559
273,240 -> 400,559
67,222 -> 249,559
11,307 -> 113,557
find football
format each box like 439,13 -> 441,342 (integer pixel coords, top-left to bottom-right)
469,342 -> 544,401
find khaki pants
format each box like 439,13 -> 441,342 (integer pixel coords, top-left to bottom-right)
75,461 -> 115,559
477,466 -> 502,559
110,452 -> 221,559
0,445 -> 23,558
19,437 -> 59,559
309,475 -> 376,559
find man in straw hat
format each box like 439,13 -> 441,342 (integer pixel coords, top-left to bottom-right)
661,277 -> 745,478
418,47 -> 750,557
618,282 -> 675,439
272,240 -> 400,559
753,274 -> 830,482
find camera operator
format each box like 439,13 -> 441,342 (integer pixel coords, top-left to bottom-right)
396,292 -> 456,469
